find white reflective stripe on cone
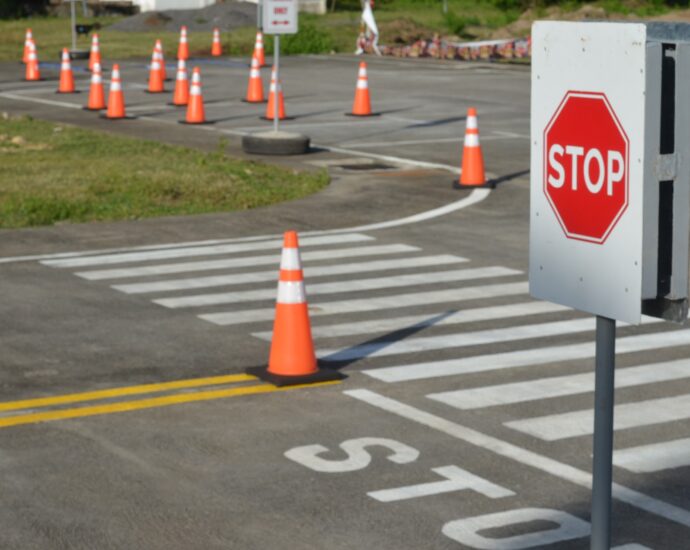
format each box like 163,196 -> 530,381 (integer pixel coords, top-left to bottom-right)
358,68 -> 367,77
466,116 -> 478,130
110,81 -> 122,92
280,248 -> 301,270
277,281 -> 306,304
465,133 -> 480,147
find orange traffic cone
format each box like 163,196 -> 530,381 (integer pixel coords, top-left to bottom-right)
211,27 -> 222,56
456,107 -> 488,187
183,67 -> 207,124
25,41 -> 40,81
244,55 -> 264,103
154,39 -> 168,81
147,47 -> 165,93
264,66 -> 285,120
171,58 -> 189,106
349,61 -> 375,116
57,48 -> 75,93
177,26 -> 189,61
246,231 -> 343,387
85,62 -> 105,110
105,64 -> 128,119
22,29 -> 32,64
252,31 -> 265,67
88,33 -> 101,71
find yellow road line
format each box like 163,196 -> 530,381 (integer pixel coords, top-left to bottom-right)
0,380 -> 341,429
0,373 -> 256,413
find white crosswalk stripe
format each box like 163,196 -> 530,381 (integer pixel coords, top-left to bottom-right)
112,255 -> 467,294
41,233 -> 374,268
427,358 -> 690,410
154,266 -> 521,309
200,282 -> 529,325
505,393 -> 690,441
75,243 -> 421,280
361,328 -> 690,383
614,438 -> 690,473
253,301 -> 569,341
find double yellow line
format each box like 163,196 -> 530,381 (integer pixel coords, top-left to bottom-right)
0,373 -> 339,429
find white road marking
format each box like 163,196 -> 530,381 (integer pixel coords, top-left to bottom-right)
253,301 -> 569,341
318,317 -> 599,362
41,233 -> 373,268
339,132 -> 529,149
76,244 -> 418,280
428,358 -> 690,410
362,327 -> 690,383
505,393 -> 690,441
345,389 -> 690,528
367,465 -> 514,502
614,438 -> 690,474
0,92 -> 83,110
112,254 -> 467,294
154,266 -> 520,308
200,281 -> 529,325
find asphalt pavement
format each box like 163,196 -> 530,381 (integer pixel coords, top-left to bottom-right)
0,53 -> 686,549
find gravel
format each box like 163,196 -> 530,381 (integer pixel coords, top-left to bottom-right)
108,2 -> 257,33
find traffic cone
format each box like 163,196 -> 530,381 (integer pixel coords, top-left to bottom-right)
246,231 -> 343,387
171,58 -> 189,106
147,47 -> 165,93
456,107 -> 488,188
252,31 -> 265,67
88,33 -> 101,71
264,66 -> 285,120
177,26 -> 189,61
211,27 -> 222,57
183,67 -> 206,124
24,41 -> 40,81
154,39 -> 168,81
349,61 -> 374,116
57,48 -> 75,93
85,62 -> 105,110
244,54 -> 264,103
105,64 -> 127,119
22,29 -> 32,64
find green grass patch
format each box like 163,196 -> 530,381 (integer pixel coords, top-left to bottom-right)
0,116 -> 329,228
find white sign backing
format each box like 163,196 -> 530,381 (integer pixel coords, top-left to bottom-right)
263,0 -> 298,35
529,22 -> 648,324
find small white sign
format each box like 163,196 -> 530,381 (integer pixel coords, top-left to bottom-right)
263,0 -> 298,35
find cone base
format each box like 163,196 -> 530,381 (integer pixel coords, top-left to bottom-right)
345,112 -> 381,117
260,116 -> 295,121
56,90 -> 80,94
24,77 -> 45,82
83,106 -> 105,111
144,89 -> 167,94
242,98 -> 267,104
99,114 -> 137,120
179,120 -> 215,125
246,365 -> 344,387
452,179 -> 494,190
168,101 -> 188,106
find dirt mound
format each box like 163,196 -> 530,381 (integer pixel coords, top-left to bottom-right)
108,1 -> 257,32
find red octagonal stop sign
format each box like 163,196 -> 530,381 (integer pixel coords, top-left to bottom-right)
543,91 -> 629,244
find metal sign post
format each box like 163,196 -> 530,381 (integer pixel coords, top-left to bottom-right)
70,0 -> 77,52
274,34 -> 280,133
591,316 -> 616,549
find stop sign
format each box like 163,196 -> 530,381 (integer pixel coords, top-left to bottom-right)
543,91 -> 629,244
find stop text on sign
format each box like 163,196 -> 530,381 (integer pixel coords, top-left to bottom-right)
543,91 -> 629,244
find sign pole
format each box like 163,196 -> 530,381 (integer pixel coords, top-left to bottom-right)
70,0 -> 77,53
590,315 -> 616,550
274,34 -> 280,133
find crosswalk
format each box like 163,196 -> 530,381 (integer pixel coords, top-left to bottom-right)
41,230 -> 690,478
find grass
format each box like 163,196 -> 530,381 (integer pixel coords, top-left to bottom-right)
0,116 -> 329,228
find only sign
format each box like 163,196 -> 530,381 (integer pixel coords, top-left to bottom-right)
543,91 -> 629,244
